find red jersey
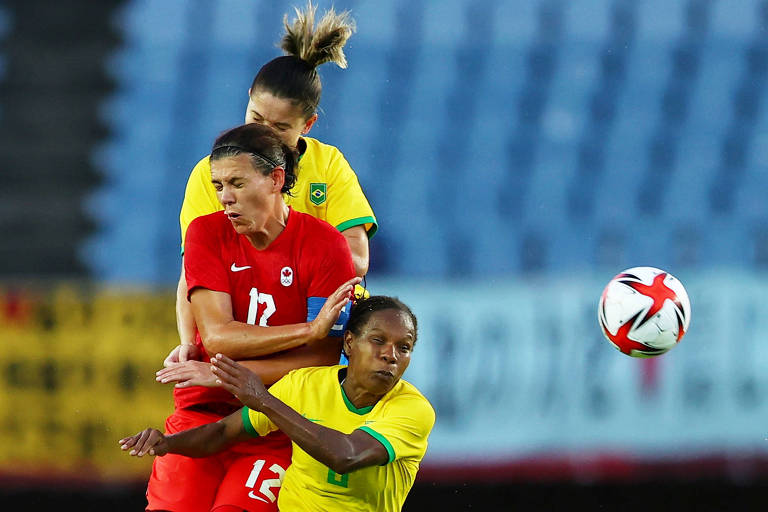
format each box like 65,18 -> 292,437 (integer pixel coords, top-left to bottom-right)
175,208 -> 355,409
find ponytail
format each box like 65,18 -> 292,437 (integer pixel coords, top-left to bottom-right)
250,1 -> 355,118
281,0 -> 355,69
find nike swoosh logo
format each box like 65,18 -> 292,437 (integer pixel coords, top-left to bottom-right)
231,263 -> 252,272
364,420 -> 375,425
248,492 -> 268,503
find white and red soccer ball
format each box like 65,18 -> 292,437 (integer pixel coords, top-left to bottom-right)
598,266 -> 691,358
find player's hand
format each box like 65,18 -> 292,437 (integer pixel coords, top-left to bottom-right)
210,353 -> 270,410
163,343 -> 201,367
156,360 -> 217,387
309,277 -> 361,340
119,428 -> 168,457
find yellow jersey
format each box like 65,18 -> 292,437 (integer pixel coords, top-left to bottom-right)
243,365 -> 435,512
179,137 -> 378,249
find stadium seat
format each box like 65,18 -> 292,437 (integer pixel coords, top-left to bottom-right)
86,0 -> 768,281
0,7 -> 9,113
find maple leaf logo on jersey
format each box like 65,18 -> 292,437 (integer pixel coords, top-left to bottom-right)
280,266 -> 294,287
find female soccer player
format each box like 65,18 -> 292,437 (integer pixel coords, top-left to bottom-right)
168,1 -> 376,366
121,296 -> 435,512
147,122 -> 359,512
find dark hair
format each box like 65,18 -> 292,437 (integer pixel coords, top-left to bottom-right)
210,123 -> 299,194
250,1 -> 355,119
347,296 -> 418,343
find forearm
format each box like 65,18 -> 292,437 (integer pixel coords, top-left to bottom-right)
192,278 -> 356,360
255,394 -> 359,474
164,421 -> 234,457
203,321 -> 315,359
207,353 -> 387,473
176,269 -> 197,345
238,338 -> 343,385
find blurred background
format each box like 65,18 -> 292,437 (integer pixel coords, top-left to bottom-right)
1,0 -> 768,509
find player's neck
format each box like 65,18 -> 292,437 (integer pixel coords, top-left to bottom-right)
245,203 -> 290,250
341,378 -> 386,409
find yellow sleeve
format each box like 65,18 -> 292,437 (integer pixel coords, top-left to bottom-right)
242,371 -> 297,437
358,393 -> 435,464
243,406 -> 276,437
179,155 -> 223,250
325,150 -> 378,237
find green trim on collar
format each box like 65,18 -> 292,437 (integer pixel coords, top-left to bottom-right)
340,385 -> 374,415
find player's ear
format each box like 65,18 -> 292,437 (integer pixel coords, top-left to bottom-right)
343,330 -> 354,358
302,114 -> 318,135
270,167 -> 285,192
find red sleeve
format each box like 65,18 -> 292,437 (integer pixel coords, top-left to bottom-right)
306,228 -> 356,298
184,215 -> 230,300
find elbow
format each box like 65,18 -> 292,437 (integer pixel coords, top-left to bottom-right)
327,434 -> 369,474
200,324 -> 252,359
200,329 -> 227,356
353,256 -> 369,278
328,450 -> 367,475
328,456 -> 356,475
352,254 -> 368,277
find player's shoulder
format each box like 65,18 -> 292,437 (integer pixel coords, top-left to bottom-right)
190,154 -> 212,175
291,209 -> 345,242
301,137 -> 352,174
188,210 -> 229,234
285,364 -> 343,385
302,136 -> 344,159
396,379 -> 431,403
388,380 -> 435,417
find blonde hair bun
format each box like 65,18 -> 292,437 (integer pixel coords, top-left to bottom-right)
280,1 -> 356,69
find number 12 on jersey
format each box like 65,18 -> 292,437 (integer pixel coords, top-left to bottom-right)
247,288 -> 276,326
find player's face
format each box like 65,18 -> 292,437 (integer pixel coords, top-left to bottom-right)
211,154 -> 284,236
245,89 -> 318,148
345,309 -> 415,395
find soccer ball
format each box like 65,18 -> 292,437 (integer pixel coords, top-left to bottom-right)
598,266 -> 691,358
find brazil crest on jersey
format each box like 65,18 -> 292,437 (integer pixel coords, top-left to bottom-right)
175,209 -> 355,409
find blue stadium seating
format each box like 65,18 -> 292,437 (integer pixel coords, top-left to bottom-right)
86,0 -> 768,284
0,7 -> 9,108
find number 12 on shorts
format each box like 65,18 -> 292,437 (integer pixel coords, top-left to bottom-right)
245,459 -> 286,503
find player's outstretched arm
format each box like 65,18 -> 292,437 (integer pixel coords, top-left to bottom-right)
157,334 -> 344,388
235,336 -> 343,386
211,354 -> 389,474
191,277 -> 361,359
118,410 -> 248,458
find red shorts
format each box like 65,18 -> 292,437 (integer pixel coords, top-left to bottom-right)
146,407 -> 292,512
